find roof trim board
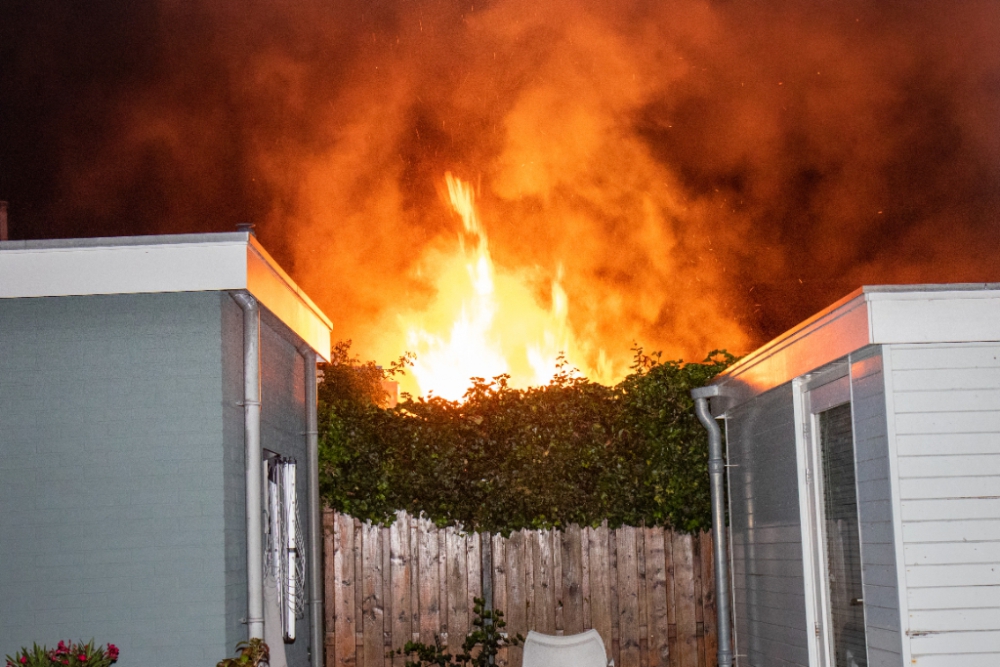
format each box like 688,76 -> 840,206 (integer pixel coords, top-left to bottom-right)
711,284 -> 1000,413
0,232 -> 333,360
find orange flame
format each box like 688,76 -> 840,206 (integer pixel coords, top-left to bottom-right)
404,173 -> 615,400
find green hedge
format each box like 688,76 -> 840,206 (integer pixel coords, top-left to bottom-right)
318,343 -> 734,534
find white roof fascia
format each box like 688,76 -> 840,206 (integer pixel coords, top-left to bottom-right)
245,236 -> 332,361
866,287 -> 1000,344
711,283 -> 1000,414
711,289 -> 870,412
0,233 -> 332,361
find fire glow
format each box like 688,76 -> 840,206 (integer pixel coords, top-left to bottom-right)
25,1 -> 998,400
404,173 -> 614,401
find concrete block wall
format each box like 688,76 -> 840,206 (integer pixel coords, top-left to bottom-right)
0,292 -> 230,665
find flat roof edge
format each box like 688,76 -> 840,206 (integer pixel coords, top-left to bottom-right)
0,232 -> 250,251
248,236 -> 332,330
709,283 -> 1000,412
0,232 -> 333,360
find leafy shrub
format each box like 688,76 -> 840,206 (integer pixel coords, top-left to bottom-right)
393,599 -> 522,667
5,640 -> 118,667
217,638 -> 269,667
319,342 -> 734,534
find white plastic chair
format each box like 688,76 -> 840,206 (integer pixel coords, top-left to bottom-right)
522,628 -> 612,667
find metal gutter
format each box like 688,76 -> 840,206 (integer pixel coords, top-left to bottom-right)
298,345 -> 324,667
691,385 -> 733,667
233,291 -> 265,640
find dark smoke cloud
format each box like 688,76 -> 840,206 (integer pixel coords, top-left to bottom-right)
2,0 -> 999,367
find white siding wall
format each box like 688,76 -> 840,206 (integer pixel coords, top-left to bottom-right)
849,348 -> 904,665
887,342 -> 1000,667
727,384 -> 811,667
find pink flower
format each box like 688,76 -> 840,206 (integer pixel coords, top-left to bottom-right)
78,656 -> 87,662
19,658 -> 27,664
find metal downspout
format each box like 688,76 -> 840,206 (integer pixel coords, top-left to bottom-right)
233,292 -> 265,640
691,385 -> 733,667
298,345 -> 324,667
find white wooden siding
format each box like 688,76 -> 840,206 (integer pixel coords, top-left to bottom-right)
849,347 -> 904,666
726,384 -> 811,667
888,342 -> 1000,664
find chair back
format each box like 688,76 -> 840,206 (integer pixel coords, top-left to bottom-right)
522,628 -> 609,667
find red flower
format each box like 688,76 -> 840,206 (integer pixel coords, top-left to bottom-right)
19,658 -> 27,664
78,656 -> 87,662
106,644 -> 119,661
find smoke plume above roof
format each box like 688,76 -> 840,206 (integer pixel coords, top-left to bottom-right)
2,0 -> 999,366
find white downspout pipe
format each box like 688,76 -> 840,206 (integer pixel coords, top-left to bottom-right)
691,384 -> 733,667
298,345 -> 324,667
233,292 -> 265,640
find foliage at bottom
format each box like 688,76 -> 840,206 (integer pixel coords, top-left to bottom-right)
6,640 -> 118,667
393,599 -> 523,667
217,639 -> 269,667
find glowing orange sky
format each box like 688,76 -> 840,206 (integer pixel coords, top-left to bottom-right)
4,0 -> 999,389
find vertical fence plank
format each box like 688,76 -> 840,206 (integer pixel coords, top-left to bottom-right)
533,529 -> 555,634
362,523 -> 385,667
506,531 -> 527,667
673,533 -> 698,667
700,531 -> 718,667
447,529 -> 470,651
553,528 -> 564,634
383,525 -> 392,667
324,511 -> 337,667
610,525 -> 620,666
389,513 -> 411,666
418,518 -> 441,645
523,530 -> 536,634
589,523 -> 613,661
468,531 -> 482,608
665,531 -> 678,667
333,513 -> 357,667
637,527 -> 648,666
561,525 -> 584,635
617,526 -> 641,667
409,518 -> 420,643
692,535 -> 706,667
354,519 -> 364,656
645,528 -> 670,667
491,533 -> 508,667
439,530 -> 449,647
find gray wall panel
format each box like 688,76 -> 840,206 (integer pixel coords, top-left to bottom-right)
0,293 -> 228,666
849,346 -> 904,663
726,383 -> 810,667
259,312 -> 311,665
221,294 -> 248,654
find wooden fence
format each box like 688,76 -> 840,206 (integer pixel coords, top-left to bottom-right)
324,510 -> 717,667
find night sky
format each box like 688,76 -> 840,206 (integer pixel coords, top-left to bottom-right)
2,0 -> 999,362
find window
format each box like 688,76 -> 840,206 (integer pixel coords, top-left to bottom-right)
818,403 -> 867,667
265,455 -> 305,641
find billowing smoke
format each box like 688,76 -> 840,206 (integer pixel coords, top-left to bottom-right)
3,0 -> 999,371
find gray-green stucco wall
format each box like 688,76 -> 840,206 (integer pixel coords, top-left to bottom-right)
0,291 -> 313,666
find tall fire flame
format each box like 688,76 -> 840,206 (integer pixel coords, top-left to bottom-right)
405,173 -> 612,400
